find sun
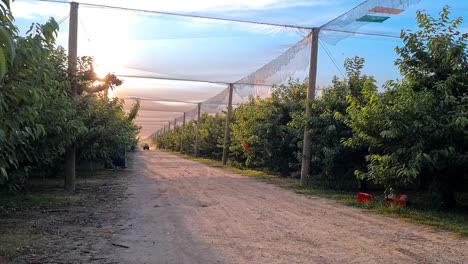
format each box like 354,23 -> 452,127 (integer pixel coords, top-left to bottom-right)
94,63 -> 110,80
93,48 -> 128,79
92,47 -> 129,98
77,7 -> 138,81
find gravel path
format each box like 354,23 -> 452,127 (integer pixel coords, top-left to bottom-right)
109,150 -> 468,264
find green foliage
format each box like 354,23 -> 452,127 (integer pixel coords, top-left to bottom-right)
198,113 -> 225,159
0,6 -> 140,189
346,6 -> 468,208
154,7 -> 468,208
76,96 -> 139,164
76,56 -> 123,96
0,15 -> 64,188
308,57 -> 376,189
230,79 -> 304,175
156,113 -> 225,160
179,121 -> 197,154
127,100 -> 140,121
0,0 -> 15,81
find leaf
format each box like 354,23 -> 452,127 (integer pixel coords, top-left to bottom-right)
1,0 -> 10,10
422,153 -> 432,164
0,48 -> 6,80
0,26 -> 16,64
380,129 -> 398,139
0,167 -> 7,179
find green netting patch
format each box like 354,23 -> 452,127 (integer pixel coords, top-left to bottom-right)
356,15 -> 390,23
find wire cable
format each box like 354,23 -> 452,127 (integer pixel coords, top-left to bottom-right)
57,14 -> 69,25
321,28 -> 400,39
78,16 -> 91,42
319,39 -> 346,79
126,96 -> 241,106
115,74 -> 277,87
38,0 -> 406,39
125,97 -> 198,105
36,0 -> 314,31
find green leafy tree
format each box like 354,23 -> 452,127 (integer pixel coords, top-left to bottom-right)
309,57 -> 376,189
198,113 -> 225,160
230,79 -> 305,175
76,96 -> 140,165
179,121 -> 197,154
346,7 -> 468,208
0,13 -> 64,188
0,0 -> 16,80
128,100 -> 140,121
0,3 -> 140,188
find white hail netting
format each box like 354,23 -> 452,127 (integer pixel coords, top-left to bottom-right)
129,0 -> 422,138
146,0 -> 419,138
71,6 -> 311,137
22,0 -> 458,137
61,0 -> 425,138
159,33 -> 313,133
320,0 -> 421,44
323,0 -> 421,31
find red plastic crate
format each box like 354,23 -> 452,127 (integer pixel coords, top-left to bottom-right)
384,194 -> 408,207
396,194 -> 408,207
357,192 -> 374,203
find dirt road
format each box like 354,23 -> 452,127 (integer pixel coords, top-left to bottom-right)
107,150 -> 467,264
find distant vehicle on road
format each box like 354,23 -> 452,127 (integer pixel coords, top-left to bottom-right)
143,143 -> 150,150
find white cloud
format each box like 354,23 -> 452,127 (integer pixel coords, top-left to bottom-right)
12,1 -> 68,19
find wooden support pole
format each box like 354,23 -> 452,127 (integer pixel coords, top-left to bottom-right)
168,121 -> 171,131
300,28 -> 320,185
180,112 -> 186,153
65,2 -> 79,192
195,103 -> 201,157
222,84 -> 234,166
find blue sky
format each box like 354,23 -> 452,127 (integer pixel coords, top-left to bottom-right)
10,0 -> 468,136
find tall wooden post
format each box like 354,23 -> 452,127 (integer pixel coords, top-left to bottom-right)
65,2 -> 78,192
168,121 -> 171,131
300,28 -> 320,185
180,112 -> 186,153
222,84 -> 234,166
194,103 -> 201,157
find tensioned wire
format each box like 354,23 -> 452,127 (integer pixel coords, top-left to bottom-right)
36,0 -> 407,133
115,75 -> 277,87
124,96 -> 243,106
57,14 -> 69,25
36,0 -> 402,39
37,0 -> 314,31
39,0 -> 401,90
319,40 -> 346,79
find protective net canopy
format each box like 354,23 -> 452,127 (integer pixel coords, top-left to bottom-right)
11,0 -> 467,138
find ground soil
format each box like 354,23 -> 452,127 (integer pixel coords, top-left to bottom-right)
4,150 -> 468,263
